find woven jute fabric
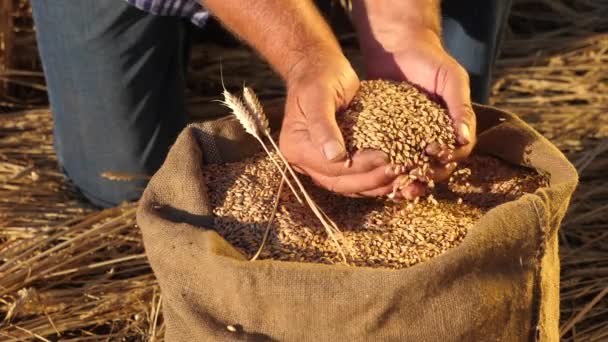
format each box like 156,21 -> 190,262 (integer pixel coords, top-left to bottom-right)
136,105 -> 577,342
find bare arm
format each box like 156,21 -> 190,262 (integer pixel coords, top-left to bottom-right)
352,0 -> 441,46
202,0 -> 341,82
201,0 -> 398,197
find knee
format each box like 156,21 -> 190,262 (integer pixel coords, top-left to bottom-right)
58,151 -> 151,208
63,165 -> 148,208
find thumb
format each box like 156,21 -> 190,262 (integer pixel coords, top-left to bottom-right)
439,62 -> 476,147
298,85 -> 348,162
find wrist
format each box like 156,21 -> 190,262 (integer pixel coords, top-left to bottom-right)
285,47 -> 351,88
353,0 -> 441,33
352,0 -> 441,53
369,27 -> 443,55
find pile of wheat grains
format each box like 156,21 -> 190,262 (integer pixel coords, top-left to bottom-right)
203,79 -> 547,269
204,152 -> 547,269
340,80 -> 457,189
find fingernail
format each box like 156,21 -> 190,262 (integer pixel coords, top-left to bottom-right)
322,140 -> 345,161
459,123 -> 471,145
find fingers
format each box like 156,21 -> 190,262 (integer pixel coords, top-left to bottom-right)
280,110 -> 391,177
305,163 -> 398,195
283,133 -> 390,177
314,148 -> 390,176
292,72 -> 359,162
427,161 -> 458,183
400,181 -> 428,200
425,142 -> 471,164
438,61 -> 477,153
425,143 -> 454,164
451,144 -> 474,162
356,183 -> 396,198
303,92 -> 346,161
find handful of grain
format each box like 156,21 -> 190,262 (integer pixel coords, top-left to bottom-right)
339,79 -> 457,188
205,153 -> 548,269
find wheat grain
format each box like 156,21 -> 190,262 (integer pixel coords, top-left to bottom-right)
223,87 -> 349,262
338,80 -> 458,194
204,152 -> 548,269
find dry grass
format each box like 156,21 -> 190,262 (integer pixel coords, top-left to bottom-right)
0,0 -> 44,112
0,110 -> 160,339
0,0 -> 607,340
490,2 -> 608,340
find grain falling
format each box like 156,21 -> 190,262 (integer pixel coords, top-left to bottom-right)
203,152 -> 548,269
338,79 -> 457,187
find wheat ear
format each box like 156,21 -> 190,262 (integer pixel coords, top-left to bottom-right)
243,87 -> 270,134
241,87 -> 347,263
220,89 -> 303,205
240,87 -> 304,205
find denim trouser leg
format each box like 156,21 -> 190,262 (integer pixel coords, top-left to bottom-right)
442,0 -> 513,104
31,0 -> 189,208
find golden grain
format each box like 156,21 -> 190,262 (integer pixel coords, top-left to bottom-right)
203,152 -> 547,269
338,80 -> 457,193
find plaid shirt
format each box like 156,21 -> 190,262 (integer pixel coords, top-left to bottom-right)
125,0 -> 208,27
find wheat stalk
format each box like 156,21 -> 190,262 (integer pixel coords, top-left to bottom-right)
227,86 -> 347,263
264,133 -> 345,246
241,86 -> 345,251
250,174 -> 285,261
242,86 -> 344,237
100,172 -> 151,181
220,89 -> 303,205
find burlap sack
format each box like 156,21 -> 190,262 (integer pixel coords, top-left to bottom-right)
136,104 -> 577,342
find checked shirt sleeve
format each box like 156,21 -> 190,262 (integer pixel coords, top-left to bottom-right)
125,0 -> 209,28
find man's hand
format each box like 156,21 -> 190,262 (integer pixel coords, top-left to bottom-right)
203,0 -> 396,197
353,0 -> 477,199
204,0 -> 472,199
280,52 -> 398,197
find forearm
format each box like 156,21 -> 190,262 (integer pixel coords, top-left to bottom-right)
352,0 -> 441,52
202,0 -> 342,82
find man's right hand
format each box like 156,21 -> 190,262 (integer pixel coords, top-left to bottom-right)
200,1 -> 396,197
279,52 -> 399,198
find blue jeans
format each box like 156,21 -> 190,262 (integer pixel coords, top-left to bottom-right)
31,0 -> 511,208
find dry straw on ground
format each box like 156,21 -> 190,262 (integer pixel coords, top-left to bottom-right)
1,0 -> 607,340
0,0 -> 44,112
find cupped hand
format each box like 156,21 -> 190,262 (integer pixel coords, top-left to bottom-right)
363,27 -> 477,199
279,53 -> 398,197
